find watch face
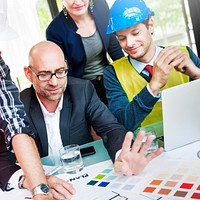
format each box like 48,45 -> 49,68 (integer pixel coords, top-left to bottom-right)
40,184 -> 50,193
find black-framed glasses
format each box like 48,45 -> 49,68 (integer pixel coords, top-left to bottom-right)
29,66 -> 68,81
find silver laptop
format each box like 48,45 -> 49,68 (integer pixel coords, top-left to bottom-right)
162,79 -> 200,151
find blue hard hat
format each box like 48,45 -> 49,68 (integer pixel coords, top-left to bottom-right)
107,0 -> 154,34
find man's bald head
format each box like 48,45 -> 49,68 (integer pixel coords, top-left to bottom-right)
29,41 -> 65,67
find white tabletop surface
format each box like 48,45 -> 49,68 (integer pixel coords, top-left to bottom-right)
1,141 -> 200,200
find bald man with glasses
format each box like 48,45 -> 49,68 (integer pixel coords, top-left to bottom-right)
21,40 -> 128,161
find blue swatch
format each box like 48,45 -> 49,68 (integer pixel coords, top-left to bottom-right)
98,181 -> 110,187
102,169 -> 112,173
122,184 -> 134,190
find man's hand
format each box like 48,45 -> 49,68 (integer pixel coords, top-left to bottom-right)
33,194 -> 54,200
150,46 -> 200,95
24,175 -> 75,200
149,46 -> 179,95
114,131 -> 163,176
46,175 -> 75,199
172,48 -> 200,80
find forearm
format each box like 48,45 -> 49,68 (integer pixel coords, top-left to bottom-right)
188,67 -> 200,80
114,87 -> 157,131
12,134 -> 47,191
107,79 -> 158,131
179,46 -> 200,80
104,67 -> 157,131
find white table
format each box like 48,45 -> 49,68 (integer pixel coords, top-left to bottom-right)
161,140 -> 200,160
1,141 -> 200,200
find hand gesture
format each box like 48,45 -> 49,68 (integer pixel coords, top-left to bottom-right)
150,46 -> 180,95
28,175 -> 75,200
114,131 -> 163,176
172,48 -> 200,80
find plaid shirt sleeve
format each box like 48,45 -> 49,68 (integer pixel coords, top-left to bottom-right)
0,54 -> 34,150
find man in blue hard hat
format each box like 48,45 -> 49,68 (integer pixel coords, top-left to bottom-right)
104,0 -> 200,132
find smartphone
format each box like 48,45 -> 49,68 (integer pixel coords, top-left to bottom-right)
80,146 -> 96,157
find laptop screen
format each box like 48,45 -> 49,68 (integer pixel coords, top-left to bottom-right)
162,79 -> 200,151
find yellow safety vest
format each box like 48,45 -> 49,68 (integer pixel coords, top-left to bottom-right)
112,46 -> 190,126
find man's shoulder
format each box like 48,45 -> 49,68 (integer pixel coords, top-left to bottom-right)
105,57 -> 129,72
104,65 -> 114,74
66,77 -> 96,103
20,86 -> 34,100
68,76 -> 88,84
67,76 -> 92,89
111,56 -> 129,65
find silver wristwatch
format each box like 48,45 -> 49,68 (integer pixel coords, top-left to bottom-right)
32,184 -> 50,196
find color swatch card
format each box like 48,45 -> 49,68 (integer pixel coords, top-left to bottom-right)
57,160 -> 163,200
58,158 -> 200,200
137,159 -> 200,199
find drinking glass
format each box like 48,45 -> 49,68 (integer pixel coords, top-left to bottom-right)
59,144 -> 84,174
134,127 -> 158,154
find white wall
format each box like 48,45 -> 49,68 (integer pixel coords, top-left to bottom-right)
0,0 -> 43,80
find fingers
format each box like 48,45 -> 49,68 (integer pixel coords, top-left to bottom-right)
51,183 -> 75,199
171,51 -> 189,71
51,188 -> 70,200
132,132 -> 163,158
115,131 -> 164,177
155,46 -> 179,69
150,47 -> 181,93
130,130 -> 146,154
155,46 -> 189,70
146,147 -> 164,162
121,131 -> 134,154
138,135 -> 154,156
154,46 -> 189,74
50,184 -> 74,200
46,175 -> 76,199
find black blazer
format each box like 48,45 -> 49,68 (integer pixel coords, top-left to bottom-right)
0,78 -> 126,190
20,77 -> 127,161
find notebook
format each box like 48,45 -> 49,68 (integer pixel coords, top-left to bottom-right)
161,79 -> 200,151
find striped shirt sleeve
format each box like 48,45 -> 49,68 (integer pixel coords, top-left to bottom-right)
0,55 -> 34,150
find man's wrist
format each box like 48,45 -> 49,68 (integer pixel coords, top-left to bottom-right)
31,183 -> 50,197
147,83 -> 161,98
115,149 -> 122,161
33,194 -> 52,200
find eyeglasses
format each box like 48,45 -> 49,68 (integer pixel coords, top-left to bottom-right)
29,66 -> 68,81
